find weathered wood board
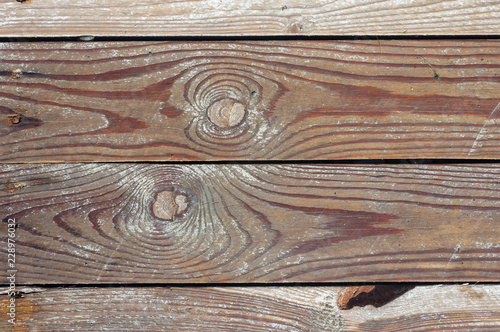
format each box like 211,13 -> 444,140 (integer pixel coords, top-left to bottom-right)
2,1 -> 500,330
1,285 -> 499,331
1,0 -> 500,37
1,163 -> 499,283
1,40 -> 500,162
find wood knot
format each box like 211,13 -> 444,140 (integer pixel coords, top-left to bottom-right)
288,22 -> 304,34
286,18 -> 313,34
207,98 -> 246,129
152,189 -> 190,221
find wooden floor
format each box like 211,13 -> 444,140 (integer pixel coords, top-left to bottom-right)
1,1 -> 500,331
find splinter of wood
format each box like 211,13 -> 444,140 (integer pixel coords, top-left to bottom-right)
337,285 -> 415,310
8,114 -> 22,126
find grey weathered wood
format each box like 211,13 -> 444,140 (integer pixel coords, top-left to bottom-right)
1,0 -> 500,37
1,163 -> 500,283
0,285 -> 499,331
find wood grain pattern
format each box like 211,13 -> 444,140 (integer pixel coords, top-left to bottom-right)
1,0 -> 500,37
1,285 -> 499,331
1,163 -> 500,283
1,40 -> 500,161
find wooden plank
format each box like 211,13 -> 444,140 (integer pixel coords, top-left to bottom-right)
1,40 -> 500,162
1,1 -> 500,37
0,285 -> 499,331
1,163 -> 499,283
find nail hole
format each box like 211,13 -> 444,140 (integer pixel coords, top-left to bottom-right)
11,69 -> 23,79
8,114 -> 22,126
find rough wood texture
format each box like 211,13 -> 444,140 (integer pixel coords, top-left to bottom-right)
0,285 -> 499,331
1,40 -> 500,162
1,163 -> 499,283
1,0 -> 500,37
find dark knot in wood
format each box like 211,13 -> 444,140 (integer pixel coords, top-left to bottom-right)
207,98 -> 246,129
152,189 -> 190,221
8,114 -> 22,126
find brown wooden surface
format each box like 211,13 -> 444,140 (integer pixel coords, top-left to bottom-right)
1,40 -> 500,162
2,3 -> 500,329
0,285 -> 499,331
1,163 -> 499,284
1,0 -> 500,37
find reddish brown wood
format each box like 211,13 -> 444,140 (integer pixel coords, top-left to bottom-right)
1,40 -> 500,161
